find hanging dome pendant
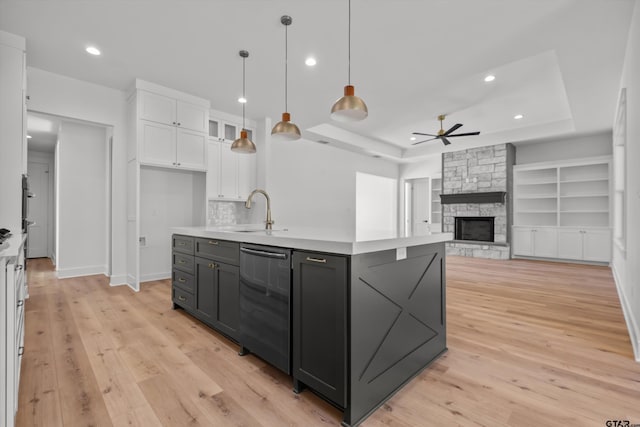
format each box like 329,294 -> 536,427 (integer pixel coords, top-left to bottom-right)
272,15 -> 302,141
231,50 -> 257,153
330,0 -> 368,122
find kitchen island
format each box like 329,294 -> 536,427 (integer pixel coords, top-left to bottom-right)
170,225 -> 452,427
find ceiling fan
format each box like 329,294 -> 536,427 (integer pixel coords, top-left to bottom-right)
412,114 -> 480,146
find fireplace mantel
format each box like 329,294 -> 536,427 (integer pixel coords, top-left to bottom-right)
440,191 -> 507,205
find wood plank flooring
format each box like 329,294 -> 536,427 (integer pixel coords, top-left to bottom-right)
16,256 -> 640,426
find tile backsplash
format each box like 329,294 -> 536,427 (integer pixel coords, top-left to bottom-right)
207,200 -> 253,226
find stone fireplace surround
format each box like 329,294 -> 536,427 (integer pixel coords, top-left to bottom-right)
441,143 -> 515,259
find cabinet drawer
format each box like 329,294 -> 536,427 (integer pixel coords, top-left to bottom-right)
173,269 -> 195,294
173,287 -> 194,311
173,253 -> 195,274
195,238 -> 239,265
173,235 -> 195,255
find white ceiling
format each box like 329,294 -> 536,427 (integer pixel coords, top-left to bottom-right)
1,0 -> 634,160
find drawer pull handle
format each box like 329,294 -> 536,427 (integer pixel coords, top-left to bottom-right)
208,240 -> 219,245
17,300 -> 24,307
15,265 -> 23,271
18,346 -> 24,356
208,263 -> 217,269
178,260 -> 186,264
178,242 -> 186,246
178,295 -> 186,302
178,278 -> 186,283
306,257 -> 327,264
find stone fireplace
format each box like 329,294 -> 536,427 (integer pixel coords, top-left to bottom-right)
441,143 -> 515,259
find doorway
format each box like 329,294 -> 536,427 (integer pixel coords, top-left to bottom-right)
404,177 -> 430,235
27,111 -> 112,278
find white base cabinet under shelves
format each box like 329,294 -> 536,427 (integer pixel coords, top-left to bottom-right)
513,226 -> 611,262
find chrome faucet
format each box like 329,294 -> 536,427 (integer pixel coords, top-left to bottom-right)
245,189 -> 274,230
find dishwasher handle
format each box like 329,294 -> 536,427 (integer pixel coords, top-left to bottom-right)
240,247 -> 288,260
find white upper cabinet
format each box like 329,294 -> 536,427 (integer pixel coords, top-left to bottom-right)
135,85 -> 209,171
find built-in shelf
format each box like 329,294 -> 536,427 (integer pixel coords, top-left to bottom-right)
514,157 -> 611,228
431,177 -> 442,227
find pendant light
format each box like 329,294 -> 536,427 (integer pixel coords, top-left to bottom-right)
271,15 -> 302,141
231,50 -> 257,153
330,0 -> 368,122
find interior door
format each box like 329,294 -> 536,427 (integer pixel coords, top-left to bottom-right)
411,178 -> 430,234
27,160 -> 49,258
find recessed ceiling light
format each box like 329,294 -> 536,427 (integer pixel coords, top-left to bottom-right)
514,114 -> 524,120
86,46 -> 101,56
410,137 -> 416,141
238,97 -> 247,103
484,74 -> 495,82
26,135 -> 32,139
305,57 -> 317,67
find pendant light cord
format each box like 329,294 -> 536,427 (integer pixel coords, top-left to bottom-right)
242,56 -> 246,130
348,0 -> 351,85
285,22 -> 288,112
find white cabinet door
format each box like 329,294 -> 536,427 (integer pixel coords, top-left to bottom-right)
139,91 -> 175,126
176,129 -> 207,170
206,139 -> 220,199
177,101 -> 208,133
557,229 -> 583,260
237,152 -> 256,200
532,228 -> 558,258
583,229 -> 611,262
140,121 -> 176,167
218,141 -> 239,198
222,122 -> 239,142
512,227 -> 533,256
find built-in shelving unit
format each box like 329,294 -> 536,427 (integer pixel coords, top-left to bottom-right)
430,177 -> 442,228
512,156 -> 612,262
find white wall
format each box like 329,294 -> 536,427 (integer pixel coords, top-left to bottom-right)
515,131 -> 612,164
613,0 -> 640,362
26,67 -> 128,284
56,121 -> 107,278
140,166 -> 205,281
266,138 -> 399,237
356,172 -> 398,240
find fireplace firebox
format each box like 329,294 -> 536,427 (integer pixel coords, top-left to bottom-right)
454,217 -> 495,242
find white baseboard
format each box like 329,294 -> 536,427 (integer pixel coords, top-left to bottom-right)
127,274 -> 140,292
56,265 -> 107,279
140,272 -> 171,283
109,274 -> 128,287
612,264 -> 640,362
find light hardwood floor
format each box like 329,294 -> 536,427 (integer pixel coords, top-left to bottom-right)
16,256 -> 640,426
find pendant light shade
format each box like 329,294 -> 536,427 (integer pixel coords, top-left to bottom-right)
330,0 -> 368,122
231,50 -> 257,154
271,15 -> 302,141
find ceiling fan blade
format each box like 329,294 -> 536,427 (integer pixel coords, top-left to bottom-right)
412,132 -> 439,137
411,137 -> 438,145
441,137 -> 452,146
443,123 -> 463,136
447,132 -> 481,137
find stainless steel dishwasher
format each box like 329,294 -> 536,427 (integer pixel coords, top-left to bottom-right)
238,244 -> 292,374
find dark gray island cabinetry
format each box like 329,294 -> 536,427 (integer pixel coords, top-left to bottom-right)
171,227 -> 450,427
292,244 -> 447,427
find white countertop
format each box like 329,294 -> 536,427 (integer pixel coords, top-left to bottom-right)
0,233 -> 26,259
171,225 -> 452,255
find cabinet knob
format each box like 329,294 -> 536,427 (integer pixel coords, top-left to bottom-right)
178,277 -> 186,283
208,240 -> 219,245
15,265 -> 23,271
177,122 -> 181,126
208,263 -> 217,269
18,346 -> 24,356
178,295 -> 186,302
172,121 -> 176,125
17,300 -> 24,307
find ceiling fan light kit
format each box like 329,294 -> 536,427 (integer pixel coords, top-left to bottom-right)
272,15 -> 302,141
330,0 -> 368,122
231,50 -> 257,154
